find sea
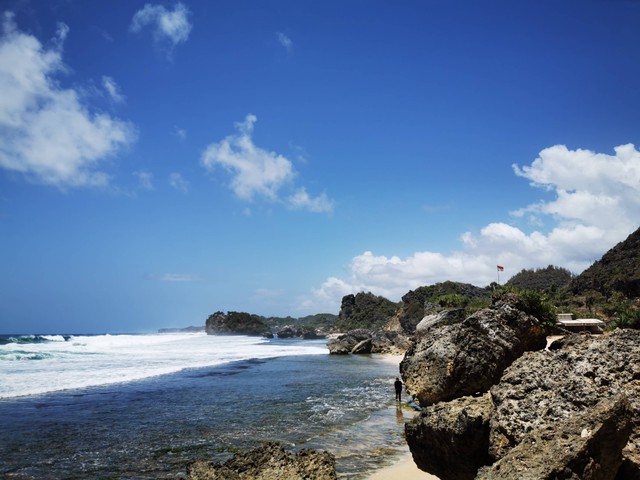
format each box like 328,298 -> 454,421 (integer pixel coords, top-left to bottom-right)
0,332 -> 413,479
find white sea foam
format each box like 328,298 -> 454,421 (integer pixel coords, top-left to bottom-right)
0,332 -> 328,399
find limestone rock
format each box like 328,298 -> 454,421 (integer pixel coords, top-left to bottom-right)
405,393 -> 493,480
415,308 -> 466,334
205,311 -> 271,336
400,301 -> 546,406
477,394 -> 632,480
488,329 -> 640,463
187,442 -> 336,480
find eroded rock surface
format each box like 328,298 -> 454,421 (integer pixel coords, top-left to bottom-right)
187,442 -> 336,480
404,329 -> 640,480
400,298 -> 546,406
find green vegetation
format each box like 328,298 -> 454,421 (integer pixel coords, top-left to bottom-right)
336,292 -> 399,331
507,265 -> 573,291
263,313 -> 338,330
607,307 -> 640,330
492,285 -> 557,330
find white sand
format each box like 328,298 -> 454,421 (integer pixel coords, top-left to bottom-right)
365,452 -> 439,480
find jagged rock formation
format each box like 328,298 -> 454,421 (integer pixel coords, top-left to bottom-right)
404,329 -> 640,480
400,295 -> 547,406
397,282 -> 490,334
205,311 -> 271,336
477,394 -> 632,480
276,325 -> 325,339
335,292 -> 399,332
570,226 -> 640,298
405,393 -> 493,480
327,329 -> 411,355
187,442 -> 336,480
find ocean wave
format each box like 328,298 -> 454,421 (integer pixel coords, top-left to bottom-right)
0,334 -> 71,345
0,350 -> 54,361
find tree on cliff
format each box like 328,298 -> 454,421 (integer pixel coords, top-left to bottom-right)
335,292 -> 399,331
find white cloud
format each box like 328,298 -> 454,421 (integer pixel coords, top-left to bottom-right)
287,187 -> 334,213
134,170 -> 154,190
201,114 -> 334,213
131,2 -> 192,52
168,172 -> 189,192
277,32 -> 293,54
0,13 -> 136,188
102,76 -> 125,104
303,144 -> 640,313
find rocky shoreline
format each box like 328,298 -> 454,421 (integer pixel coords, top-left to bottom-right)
194,296 -> 639,479
400,298 -> 640,480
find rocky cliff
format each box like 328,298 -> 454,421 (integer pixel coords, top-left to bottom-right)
403,323 -> 640,480
205,311 -> 271,336
570,226 -> 640,298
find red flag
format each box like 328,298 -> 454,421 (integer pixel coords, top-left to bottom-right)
497,265 -> 504,271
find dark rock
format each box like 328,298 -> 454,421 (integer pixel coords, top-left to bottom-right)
400,300 -> 546,406
351,338 -> 372,354
277,325 -> 303,338
187,441 -> 336,480
327,329 -> 411,354
477,394 -> 632,480
405,393 -> 493,480
205,311 -> 271,337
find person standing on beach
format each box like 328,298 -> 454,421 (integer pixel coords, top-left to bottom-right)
394,377 -> 403,401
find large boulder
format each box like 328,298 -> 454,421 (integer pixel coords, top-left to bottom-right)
400,300 -> 546,406
488,329 -> 640,467
404,329 -> 640,480
187,442 -> 336,480
405,393 -> 493,480
327,329 -> 411,354
205,311 -> 271,336
477,394 -> 632,480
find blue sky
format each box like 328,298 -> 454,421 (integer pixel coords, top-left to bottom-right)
2,1 -> 640,333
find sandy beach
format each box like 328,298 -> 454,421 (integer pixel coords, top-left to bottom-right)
366,452 -> 438,479
365,354 -> 440,480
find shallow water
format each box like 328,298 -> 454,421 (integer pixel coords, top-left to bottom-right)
0,337 -> 409,479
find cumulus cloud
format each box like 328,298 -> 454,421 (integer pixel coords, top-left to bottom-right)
201,114 -> 334,213
303,144 -> 640,313
0,13 -> 136,188
277,32 -> 293,54
130,2 -> 192,53
168,172 -> 189,192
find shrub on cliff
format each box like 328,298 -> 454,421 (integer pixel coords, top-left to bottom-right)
492,286 -> 556,330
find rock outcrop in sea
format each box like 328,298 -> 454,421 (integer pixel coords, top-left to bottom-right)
187,442 -> 336,480
403,305 -> 640,479
205,311 -> 271,336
